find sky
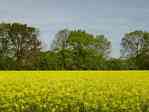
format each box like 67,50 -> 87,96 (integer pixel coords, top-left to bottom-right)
0,0 -> 149,57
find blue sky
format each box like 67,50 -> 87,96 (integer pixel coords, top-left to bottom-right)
0,0 -> 149,57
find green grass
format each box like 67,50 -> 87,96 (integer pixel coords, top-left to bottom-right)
0,71 -> 149,112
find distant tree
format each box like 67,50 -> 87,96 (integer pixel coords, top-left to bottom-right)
67,30 -> 111,57
121,31 -> 149,69
51,29 -> 70,50
0,23 -> 41,69
94,35 -> 111,57
135,32 -> 149,69
50,29 -> 71,70
36,50 -> 74,70
121,31 -> 144,58
51,30 -> 111,70
105,58 -> 135,70
68,30 -> 111,69
0,56 -> 16,70
36,51 -> 59,70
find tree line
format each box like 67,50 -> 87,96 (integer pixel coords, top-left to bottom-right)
0,22 -> 148,70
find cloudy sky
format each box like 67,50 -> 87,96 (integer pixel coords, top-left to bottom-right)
0,0 -> 149,57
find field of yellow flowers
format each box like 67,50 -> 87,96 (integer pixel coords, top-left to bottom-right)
0,71 -> 149,112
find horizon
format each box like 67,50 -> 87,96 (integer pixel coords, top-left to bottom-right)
1,0 -> 149,57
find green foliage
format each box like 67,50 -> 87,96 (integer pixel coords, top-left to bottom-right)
36,50 -> 74,70
121,31 -> 149,70
0,22 -> 149,70
51,29 -> 70,50
67,30 -> 111,57
121,31 -> 144,58
49,29 -> 111,70
105,58 -> 137,70
0,22 -> 41,70
0,56 -> 16,70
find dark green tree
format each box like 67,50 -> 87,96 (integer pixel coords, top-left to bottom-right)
0,22 -> 41,70
121,31 -> 149,69
51,29 -> 111,70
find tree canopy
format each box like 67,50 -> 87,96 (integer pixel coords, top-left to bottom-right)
121,31 -> 149,69
0,22 -> 149,70
0,22 -> 41,70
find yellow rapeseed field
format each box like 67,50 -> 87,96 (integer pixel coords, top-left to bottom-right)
0,71 -> 149,112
